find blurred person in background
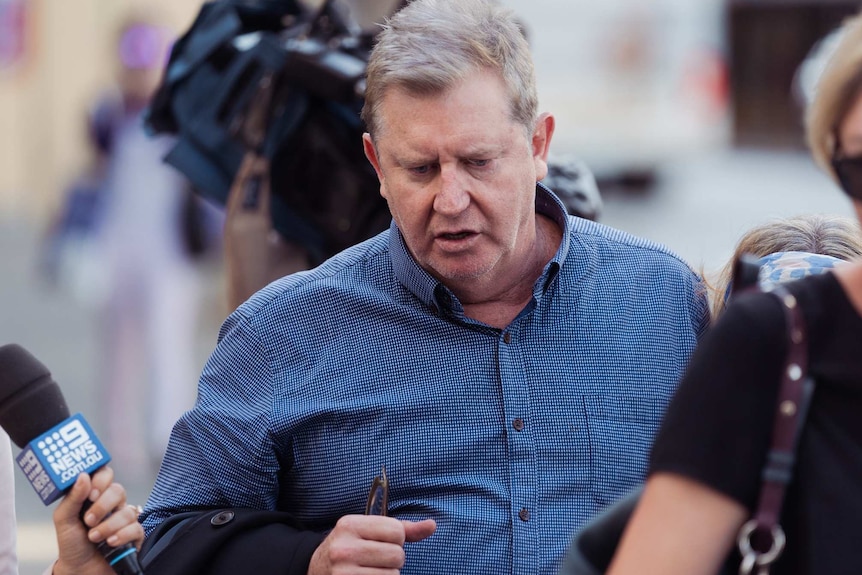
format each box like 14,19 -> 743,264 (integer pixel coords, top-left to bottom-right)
221,154 -> 313,312
595,9 -> 862,575
43,13 -> 220,480
93,14 -> 220,478
709,213 -> 862,317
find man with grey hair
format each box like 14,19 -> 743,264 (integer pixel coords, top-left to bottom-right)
139,1 -> 709,573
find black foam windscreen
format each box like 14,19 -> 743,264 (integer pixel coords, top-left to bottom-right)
0,344 -> 70,448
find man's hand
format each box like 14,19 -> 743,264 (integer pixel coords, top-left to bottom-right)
51,467 -> 144,575
308,515 -> 436,574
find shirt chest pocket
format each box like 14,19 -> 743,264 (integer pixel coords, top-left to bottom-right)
584,394 -> 669,506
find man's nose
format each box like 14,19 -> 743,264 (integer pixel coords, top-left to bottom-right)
433,165 -> 470,214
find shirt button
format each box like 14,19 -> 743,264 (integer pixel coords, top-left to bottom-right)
503,332 -> 511,344
518,508 -> 530,522
512,418 -> 524,432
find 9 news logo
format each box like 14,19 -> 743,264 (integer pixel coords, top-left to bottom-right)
39,418 -> 104,482
16,413 -> 112,503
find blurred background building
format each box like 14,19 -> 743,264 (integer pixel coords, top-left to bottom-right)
5,0 -> 858,220
0,0 -> 198,219
2,0 -> 859,221
728,0 -> 860,148
2,0 -> 860,572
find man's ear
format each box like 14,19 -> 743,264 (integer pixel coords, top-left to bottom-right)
363,133 -> 388,200
363,133 -> 385,182
531,113 -> 555,181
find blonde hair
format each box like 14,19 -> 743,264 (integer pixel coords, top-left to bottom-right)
361,0 -> 537,139
806,11 -> 862,182
710,214 -> 862,317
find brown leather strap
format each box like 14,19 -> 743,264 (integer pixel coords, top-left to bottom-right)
755,285 -> 814,528
748,285 -> 815,546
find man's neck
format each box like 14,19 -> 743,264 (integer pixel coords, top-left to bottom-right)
459,214 -> 562,329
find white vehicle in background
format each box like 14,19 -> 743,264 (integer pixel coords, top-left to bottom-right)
505,0 -> 730,190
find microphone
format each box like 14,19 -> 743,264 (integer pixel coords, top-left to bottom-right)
0,343 -> 144,575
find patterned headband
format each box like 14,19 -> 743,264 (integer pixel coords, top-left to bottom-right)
756,251 -> 848,290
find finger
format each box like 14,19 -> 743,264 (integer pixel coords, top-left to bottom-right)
339,515 -> 406,545
333,568 -> 399,575
87,466 -> 114,501
83,482 -> 127,528
104,521 -> 145,550
53,473 -> 90,525
357,542 -> 405,570
327,534 -> 406,570
403,518 -> 436,542
90,505 -> 142,546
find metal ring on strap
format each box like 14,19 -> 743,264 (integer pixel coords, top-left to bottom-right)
737,516 -> 787,574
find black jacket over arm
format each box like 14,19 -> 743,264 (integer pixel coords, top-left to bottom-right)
140,508 -> 328,575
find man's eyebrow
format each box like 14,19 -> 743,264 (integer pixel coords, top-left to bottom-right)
392,152 -> 437,167
461,143 -> 504,157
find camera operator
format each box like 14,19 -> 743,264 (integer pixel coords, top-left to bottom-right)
222,153 -> 311,310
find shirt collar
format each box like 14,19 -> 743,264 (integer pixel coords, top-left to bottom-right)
390,182 -> 571,314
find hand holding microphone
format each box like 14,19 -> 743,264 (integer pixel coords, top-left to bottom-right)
0,343 -> 145,574
52,467 -> 144,575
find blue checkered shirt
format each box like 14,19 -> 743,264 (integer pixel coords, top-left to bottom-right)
142,185 -> 709,574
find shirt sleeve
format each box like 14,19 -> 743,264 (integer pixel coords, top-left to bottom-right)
649,291 -> 788,511
142,309 -> 284,532
140,308 -> 330,568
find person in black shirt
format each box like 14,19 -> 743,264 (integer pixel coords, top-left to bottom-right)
606,10 -> 862,575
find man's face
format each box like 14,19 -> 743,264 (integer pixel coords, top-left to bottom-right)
363,70 -> 553,293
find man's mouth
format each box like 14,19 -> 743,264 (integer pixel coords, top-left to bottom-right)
439,231 -> 473,240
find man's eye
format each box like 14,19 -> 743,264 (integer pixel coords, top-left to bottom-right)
468,159 -> 490,168
409,164 -> 434,175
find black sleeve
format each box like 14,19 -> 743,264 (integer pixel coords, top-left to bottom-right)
140,508 -> 328,575
649,290 -> 788,511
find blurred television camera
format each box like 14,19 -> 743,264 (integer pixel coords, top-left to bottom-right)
145,0 -> 602,269
145,0 -> 396,265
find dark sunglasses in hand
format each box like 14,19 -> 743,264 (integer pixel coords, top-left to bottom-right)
365,466 -> 389,516
832,145 -> 862,201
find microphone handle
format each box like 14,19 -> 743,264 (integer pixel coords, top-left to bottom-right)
80,499 -> 145,575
